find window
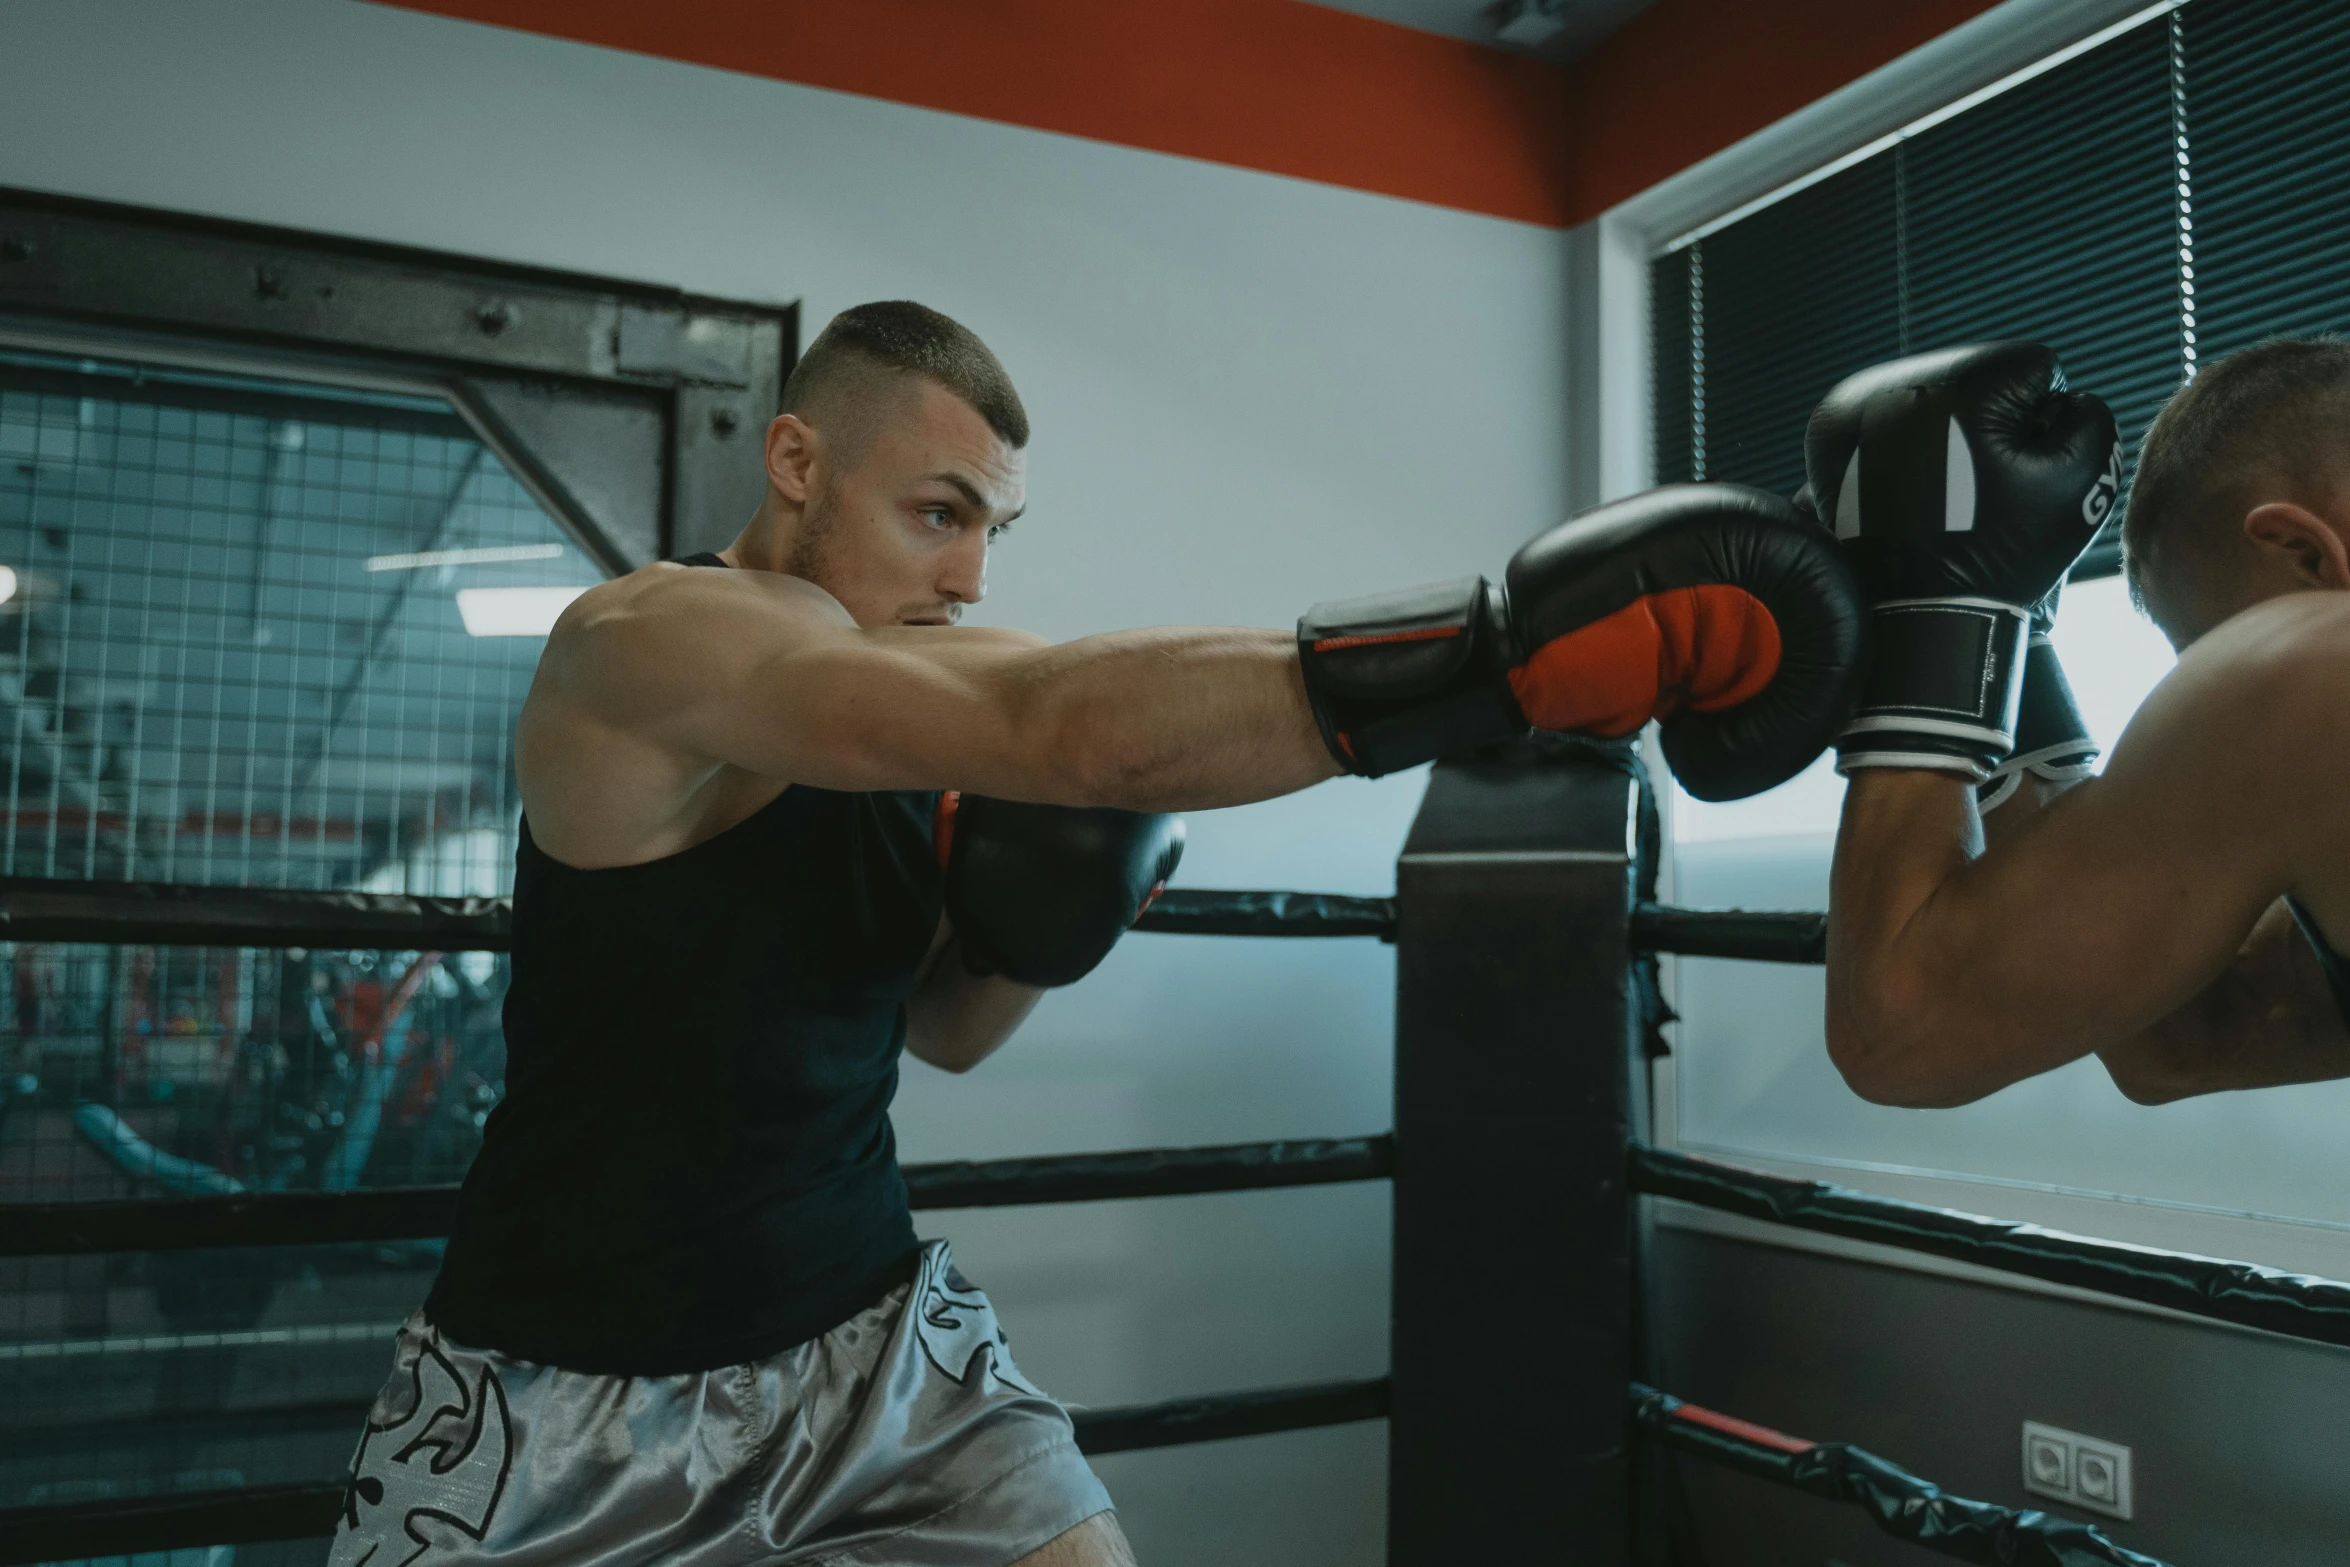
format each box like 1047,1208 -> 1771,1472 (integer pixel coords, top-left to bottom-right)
1655,0 -> 2350,1259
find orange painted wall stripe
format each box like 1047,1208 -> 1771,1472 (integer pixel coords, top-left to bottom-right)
369,0 -> 1576,227
1562,0 -> 2006,223
369,0 -> 2017,230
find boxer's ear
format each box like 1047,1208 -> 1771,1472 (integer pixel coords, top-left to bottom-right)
764,413 -> 822,506
2242,501 -> 2350,590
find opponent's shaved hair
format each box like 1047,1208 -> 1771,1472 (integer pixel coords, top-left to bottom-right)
780,301 -> 1028,465
2126,337 -> 2350,630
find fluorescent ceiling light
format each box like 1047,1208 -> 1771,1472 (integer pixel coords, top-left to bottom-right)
455,586 -> 587,637
0,565 -> 18,606
369,543 -> 564,572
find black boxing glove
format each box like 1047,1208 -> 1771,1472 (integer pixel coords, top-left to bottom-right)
1807,342 -> 2120,781
1979,590 -> 2099,812
939,794 -> 1183,988
1294,484 -> 1865,801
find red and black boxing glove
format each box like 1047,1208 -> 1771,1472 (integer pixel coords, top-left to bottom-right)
938,793 -> 1183,988
1294,485 -> 1865,801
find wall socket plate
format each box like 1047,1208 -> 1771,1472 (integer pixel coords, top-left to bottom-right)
2022,1421 -> 2134,1520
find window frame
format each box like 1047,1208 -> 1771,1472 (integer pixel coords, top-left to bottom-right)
0,186 -> 795,572
1575,0 -> 2350,1310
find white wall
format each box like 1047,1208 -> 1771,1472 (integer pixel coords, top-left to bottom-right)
0,4 -> 1572,1560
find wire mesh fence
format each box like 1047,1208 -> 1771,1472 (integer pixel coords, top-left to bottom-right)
0,343 -> 596,1535
0,347 -> 599,895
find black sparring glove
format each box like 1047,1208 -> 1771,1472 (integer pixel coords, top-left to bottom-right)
1978,587 -> 2099,812
939,794 -> 1184,988
1294,484 -> 1865,801
1806,342 -> 2120,781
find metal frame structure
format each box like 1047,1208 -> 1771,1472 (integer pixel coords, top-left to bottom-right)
0,186 -> 794,569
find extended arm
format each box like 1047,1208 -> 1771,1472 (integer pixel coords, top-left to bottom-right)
543,481 -> 1864,817
558,565 -> 1334,810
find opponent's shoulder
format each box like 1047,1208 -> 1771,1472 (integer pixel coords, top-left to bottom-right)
2124,592 -> 2350,794
2176,593 -> 2350,710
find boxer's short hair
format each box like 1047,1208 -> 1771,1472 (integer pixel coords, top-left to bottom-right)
2126,337 -> 2350,609
782,301 -> 1029,451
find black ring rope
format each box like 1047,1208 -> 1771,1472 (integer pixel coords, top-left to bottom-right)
905,1135 -> 1394,1209
0,859 -> 2286,1564
0,1377 -> 1392,1566
4,1134 -> 1396,1257
1633,1144 -> 2350,1350
1633,1384 -> 2168,1567
0,878 -> 1392,951
1631,901 -> 1825,964
1133,888 -> 1396,939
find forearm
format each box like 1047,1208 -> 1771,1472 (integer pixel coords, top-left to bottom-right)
1827,770 -> 2001,1105
2095,902 -> 2350,1103
904,946 -> 1044,1073
761,623 -> 1336,807
997,626 -> 1338,810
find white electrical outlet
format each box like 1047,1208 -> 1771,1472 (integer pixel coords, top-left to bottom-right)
2021,1421 -> 2134,1521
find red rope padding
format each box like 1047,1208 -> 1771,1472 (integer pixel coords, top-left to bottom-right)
1667,1400 -> 1815,1456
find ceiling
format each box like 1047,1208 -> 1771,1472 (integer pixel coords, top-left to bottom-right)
1303,0 -> 1658,61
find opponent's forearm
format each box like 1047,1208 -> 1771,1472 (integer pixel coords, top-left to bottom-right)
999,627 -> 1338,810
1814,770 -> 1983,1104
1825,767 -> 2080,1107
2095,903 -> 2350,1103
2097,1003 -> 2350,1104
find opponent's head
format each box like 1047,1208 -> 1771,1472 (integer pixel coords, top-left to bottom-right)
2125,337 -> 2350,647
751,301 -> 1028,627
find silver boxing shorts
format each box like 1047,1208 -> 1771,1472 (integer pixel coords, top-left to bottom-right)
329,1240 -> 1113,1566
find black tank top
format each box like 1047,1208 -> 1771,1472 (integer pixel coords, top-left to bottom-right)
425,556 -> 939,1374
2288,897 -> 2350,1030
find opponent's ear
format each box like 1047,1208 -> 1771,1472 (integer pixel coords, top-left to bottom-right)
2243,501 -> 2350,590
763,414 -> 820,505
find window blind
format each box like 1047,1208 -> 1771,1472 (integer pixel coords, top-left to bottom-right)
1901,20 -> 2179,474
1651,1 -> 2350,575
2186,0 -> 2350,359
1690,154 -> 1901,500
1650,246 -> 1696,489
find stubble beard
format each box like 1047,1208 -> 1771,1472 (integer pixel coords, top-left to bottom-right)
783,482 -> 839,585
783,480 -> 958,626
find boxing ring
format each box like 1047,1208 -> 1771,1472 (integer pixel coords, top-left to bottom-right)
6,740 -> 2349,1565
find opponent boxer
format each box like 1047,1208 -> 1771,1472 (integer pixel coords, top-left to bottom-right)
1823,338 -> 2350,1110
334,300 -> 1860,1567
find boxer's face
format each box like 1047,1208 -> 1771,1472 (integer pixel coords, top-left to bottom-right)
782,379 -> 1025,630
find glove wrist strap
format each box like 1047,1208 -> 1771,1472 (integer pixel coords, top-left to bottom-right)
1836,598 -> 2030,782
1977,632 -> 2098,812
1296,577 -> 1527,777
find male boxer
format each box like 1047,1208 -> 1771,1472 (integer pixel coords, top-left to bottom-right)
334,300 -> 1859,1567
1823,338 -> 2350,1109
